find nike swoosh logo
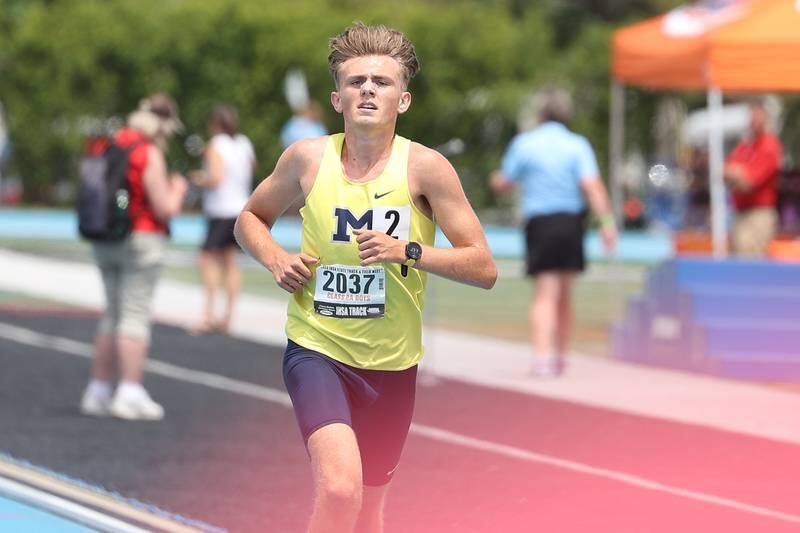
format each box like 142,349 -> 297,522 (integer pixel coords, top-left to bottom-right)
374,190 -> 394,200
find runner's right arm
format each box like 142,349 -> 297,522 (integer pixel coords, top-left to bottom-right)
234,140 -> 321,293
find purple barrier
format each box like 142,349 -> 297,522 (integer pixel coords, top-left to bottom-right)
613,258 -> 800,381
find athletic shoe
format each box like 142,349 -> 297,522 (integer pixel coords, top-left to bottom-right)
109,388 -> 165,421
80,386 -> 112,417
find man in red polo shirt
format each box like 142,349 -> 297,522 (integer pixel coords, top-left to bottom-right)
724,100 -> 783,257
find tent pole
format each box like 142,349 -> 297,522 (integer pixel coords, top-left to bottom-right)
609,81 -> 625,229
708,87 -> 727,257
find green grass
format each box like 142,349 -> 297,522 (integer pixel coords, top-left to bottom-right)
1,238 -> 645,356
164,264 -> 289,298
7,239 -> 798,391
0,238 -> 93,261
424,271 -> 641,356
164,261 -> 643,357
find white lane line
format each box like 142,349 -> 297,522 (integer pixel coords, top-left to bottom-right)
2,322 -> 799,526
0,322 -> 292,407
411,425 -> 800,525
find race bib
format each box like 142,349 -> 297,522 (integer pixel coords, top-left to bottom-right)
314,264 -> 386,319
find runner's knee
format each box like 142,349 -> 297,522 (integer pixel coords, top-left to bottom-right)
316,476 -> 363,513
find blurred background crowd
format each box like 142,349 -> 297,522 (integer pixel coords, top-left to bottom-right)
1,0 -> 798,243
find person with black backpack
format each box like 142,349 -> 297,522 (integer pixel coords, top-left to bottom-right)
79,93 -> 188,421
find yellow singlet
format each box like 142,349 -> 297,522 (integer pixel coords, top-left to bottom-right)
286,134 -> 436,370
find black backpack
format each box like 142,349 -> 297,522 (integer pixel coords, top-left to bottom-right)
76,139 -> 144,241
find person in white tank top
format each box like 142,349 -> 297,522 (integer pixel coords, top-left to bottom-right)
191,104 -> 256,334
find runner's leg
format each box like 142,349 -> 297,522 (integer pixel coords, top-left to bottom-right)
357,483 -> 391,533
307,423 -> 363,533
351,365 -> 416,531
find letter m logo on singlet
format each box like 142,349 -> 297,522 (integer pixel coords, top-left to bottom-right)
332,208 -> 373,242
331,206 -> 411,243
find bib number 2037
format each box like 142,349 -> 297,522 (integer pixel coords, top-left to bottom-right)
314,265 -> 386,319
321,270 -> 376,294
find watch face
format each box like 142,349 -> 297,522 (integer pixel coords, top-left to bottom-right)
406,242 -> 422,260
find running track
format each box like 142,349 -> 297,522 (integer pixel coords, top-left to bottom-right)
1,308 -> 798,533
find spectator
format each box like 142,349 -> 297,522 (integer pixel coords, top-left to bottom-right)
279,99 -> 327,149
191,105 -> 256,334
724,99 -> 783,257
79,93 -> 188,421
490,87 -> 616,377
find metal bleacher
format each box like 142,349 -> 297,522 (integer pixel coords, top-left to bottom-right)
612,257 -> 800,380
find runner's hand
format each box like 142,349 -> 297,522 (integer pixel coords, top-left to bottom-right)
353,229 -> 405,266
270,252 -> 318,293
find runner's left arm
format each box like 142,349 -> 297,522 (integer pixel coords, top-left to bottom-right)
356,146 -> 497,289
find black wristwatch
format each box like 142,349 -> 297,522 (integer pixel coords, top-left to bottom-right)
404,241 -> 422,267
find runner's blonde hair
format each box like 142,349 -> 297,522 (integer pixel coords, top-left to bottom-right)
328,22 -> 420,88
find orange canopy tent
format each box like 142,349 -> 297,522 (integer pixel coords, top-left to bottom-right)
609,0 -> 800,255
711,0 -> 800,91
613,13 -> 711,90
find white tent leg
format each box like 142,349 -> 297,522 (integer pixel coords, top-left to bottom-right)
609,81 -> 625,228
708,87 -> 728,257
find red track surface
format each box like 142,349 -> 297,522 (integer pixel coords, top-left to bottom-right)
1,307 -> 798,533
389,380 -> 800,532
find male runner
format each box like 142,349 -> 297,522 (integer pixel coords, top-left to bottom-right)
235,23 -> 497,533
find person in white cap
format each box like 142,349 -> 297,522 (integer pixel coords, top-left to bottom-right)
80,93 -> 188,421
